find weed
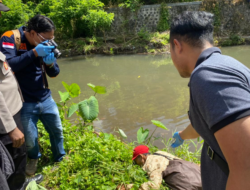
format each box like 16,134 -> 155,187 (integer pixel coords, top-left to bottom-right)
38,82 -> 202,189
220,34 -> 245,46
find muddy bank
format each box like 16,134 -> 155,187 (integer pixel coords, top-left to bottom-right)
57,35 -> 250,58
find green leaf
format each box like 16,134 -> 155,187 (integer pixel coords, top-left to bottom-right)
56,103 -> 62,108
69,83 -> 81,98
137,127 -> 149,144
78,96 -> 99,122
62,81 -> 70,92
104,133 -> 111,140
118,129 -> 127,139
58,91 -> 70,102
68,104 -> 79,118
94,86 -> 107,94
87,83 -> 106,94
151,120 -> 168,130
87,83 -> 96,91
62,82 -> 81,98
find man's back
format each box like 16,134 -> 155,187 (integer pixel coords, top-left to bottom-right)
189,49 -> 250,190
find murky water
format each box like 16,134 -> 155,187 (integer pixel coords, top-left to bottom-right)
48,45 -> 250,148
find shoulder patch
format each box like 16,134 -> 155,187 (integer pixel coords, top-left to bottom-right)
1,31 -> 14,38
19,43 -> 27,50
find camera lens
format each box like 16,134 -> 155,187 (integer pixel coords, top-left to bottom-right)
53,48 -> 61,58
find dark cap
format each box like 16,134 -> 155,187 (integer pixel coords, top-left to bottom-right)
0,0 -> 10,12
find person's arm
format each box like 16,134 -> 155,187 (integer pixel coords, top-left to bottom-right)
0,34 -> 37,73
215,116 -> 250,190
179,123 -> 200,140
45,59 -> 60,77
171,123 -> 200,148
0,92 -> 24,148
1,33 -> 54,73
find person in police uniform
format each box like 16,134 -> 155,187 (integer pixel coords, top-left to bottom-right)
0,2 -> 43,190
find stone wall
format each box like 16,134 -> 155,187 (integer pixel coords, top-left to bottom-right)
107,1 -> 250,37
107,2 -> 202,35
201,1 -> 250,36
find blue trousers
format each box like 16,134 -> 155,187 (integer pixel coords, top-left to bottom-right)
21,96 -> 65,162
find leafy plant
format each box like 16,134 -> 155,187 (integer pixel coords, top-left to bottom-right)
146,120 -> 168,144
37,81 -> 202,190
0,0 -> 34,35
137,127 -> 149,144
87,83 -> 107,95
58,82 -> 106,125
62,81 -> 81,98
118,129 -> 128,139
157,3 -> 170,32
138,28 -> 151,41
79,96 -> 99,123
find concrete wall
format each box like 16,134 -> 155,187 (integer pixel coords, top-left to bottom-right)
107,1 -> 250,37
107,2 -> 202,35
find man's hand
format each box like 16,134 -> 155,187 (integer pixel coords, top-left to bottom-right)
43,52 -> 56,65
116,184 -> 126,190
171,132 -> 184,148
34,44 -> 54,57
8,127 -> 25,148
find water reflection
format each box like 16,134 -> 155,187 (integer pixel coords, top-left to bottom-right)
49,45 -> 250,148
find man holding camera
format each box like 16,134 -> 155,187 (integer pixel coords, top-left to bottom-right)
0,14 -> 65,176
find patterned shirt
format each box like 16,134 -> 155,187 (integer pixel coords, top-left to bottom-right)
127,151 -> 180,190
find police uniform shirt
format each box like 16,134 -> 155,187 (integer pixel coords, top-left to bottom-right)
0,51 -> 22,134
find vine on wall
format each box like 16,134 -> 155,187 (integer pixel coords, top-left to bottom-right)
157,3 -> 170,32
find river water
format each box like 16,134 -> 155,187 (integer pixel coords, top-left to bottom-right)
48,45 -> 250,148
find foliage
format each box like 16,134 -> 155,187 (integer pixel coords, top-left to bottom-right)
150,32 -> 170,46
84,9 -> 114,40
118,129 -> 128,139
137,127 -> 149,144
99,0 -> 199,6
151,120 -> 168,130
137,28 -> 151,41
220,34 -> 245,46
37,81 -> 202,190
57,81 -> 106,124
157,3 -> 170,32
118,0 -> 142,12
38,118 -> 202,189
38,124 -> 150,190
87,83 -> 107,94
44,0 -> 114,38
79,96 -> 99,122
0,0 -> 34,35
62,81 -> 81,98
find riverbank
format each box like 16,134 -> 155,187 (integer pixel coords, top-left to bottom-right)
38,119 -> 202,190
37,81 -> 202,190
58,33 -> 250,57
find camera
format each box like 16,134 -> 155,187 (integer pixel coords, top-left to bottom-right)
43,40 -> 61,58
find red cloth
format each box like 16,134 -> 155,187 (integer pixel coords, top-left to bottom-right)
132,145 -> 149,160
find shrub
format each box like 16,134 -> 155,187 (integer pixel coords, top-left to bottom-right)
0,0 -> 34,35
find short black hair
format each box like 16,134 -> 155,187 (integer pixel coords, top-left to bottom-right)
26,14 -> 55,33
170,11 -> 214,48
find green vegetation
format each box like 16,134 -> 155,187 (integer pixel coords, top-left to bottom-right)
37,81 -> 202,189
1,0 -> 114,38
219,34 -> 246,46
157,3 -> 170,32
